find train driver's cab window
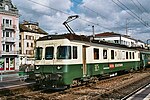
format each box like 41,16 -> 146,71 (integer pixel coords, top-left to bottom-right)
35,47 -> 43,60
57,46 -> 71,59
94,48 -> 99,60
73,46 -> 77,59
45,47 -> 54,60
103,49 -> 107,59
111,50 -> 114,59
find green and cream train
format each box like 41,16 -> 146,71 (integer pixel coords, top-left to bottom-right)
34,33 -> 150,88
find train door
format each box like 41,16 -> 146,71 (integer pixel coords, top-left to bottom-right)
82,45 -> 87,77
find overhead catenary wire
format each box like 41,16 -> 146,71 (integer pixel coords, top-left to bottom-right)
136,0 -> 149,14
131,0 -> 144,13
112,0 -> 150,28
116,0 -> 149,27
71,0 -> 106,19
131,0 -> 150,22
27,0 -> 113,31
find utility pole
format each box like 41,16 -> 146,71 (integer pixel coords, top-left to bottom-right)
88,25 -> 95,40
147,39 -> 150,50
126,18 -> 129,35
92,25 -> 95,38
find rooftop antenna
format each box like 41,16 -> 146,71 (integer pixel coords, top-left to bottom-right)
63,15 -> 79,34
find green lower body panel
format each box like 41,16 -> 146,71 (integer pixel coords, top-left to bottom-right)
34,61 -> 140,87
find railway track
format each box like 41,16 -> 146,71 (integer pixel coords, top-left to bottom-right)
121,83 -> 150,100
1,69 -> 150,100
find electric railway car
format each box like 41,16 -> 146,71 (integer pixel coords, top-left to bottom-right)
34,33 -> 150,88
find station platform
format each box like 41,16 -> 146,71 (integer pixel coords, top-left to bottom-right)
127,84 -> 150,100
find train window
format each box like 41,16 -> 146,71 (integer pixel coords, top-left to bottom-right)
129,52 -> 132,59
126,52 -> 128,59
111,50 -> 114,59
132,52 -> 135,59
45,47 -> 54,60
35,47 -> 43,60
122,51 -> 125,60
73,46 -> 77,59
103,49 -> 107,59
94,48 -> 99,60
138,53 -> 140,58
57,46 -> 71,59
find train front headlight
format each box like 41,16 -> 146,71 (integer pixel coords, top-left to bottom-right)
57,66 -> 62,70
36,66 -> 40,70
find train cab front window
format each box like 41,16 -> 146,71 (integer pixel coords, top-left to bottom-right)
57,46 -> 71,59
45,47 -> 54,60
35,47 -> 43,60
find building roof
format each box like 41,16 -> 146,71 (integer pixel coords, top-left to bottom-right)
19,21 -> 48,35
37,33 -> 90,42
95,32 -> 138,41
0,0 -> 18,15
95,32 -> 121,37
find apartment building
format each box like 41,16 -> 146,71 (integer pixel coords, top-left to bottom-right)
19,21 -> 48,66
0,0 -> 19,72
94,32 -> 146,48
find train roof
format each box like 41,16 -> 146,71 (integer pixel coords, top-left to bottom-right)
37,33 -> 90,42
36,33 -> 150,51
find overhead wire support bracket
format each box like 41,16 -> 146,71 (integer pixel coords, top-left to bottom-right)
63,15 -> 79,34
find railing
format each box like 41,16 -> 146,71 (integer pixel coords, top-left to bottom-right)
1,37 -> 15,43
0,51 -> 19,55
1,24 -> 16,30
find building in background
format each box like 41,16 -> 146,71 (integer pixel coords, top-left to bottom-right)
19,21 -> 48,66
94,32 -> 146,48
0,0 -> 19,72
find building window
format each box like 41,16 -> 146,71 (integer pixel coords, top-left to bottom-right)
10,20 -> 12,25
27,42 -> 29,47
73,46 -> 77,59
6,19 -> 9,24
29,36 -> 32,40
31,43 -> 33,47
94,48 -> 99,60
10,45 -> 12,51
6,45 -> 9,52
26,35 -> 28,39
26,50 -> 28,55
3,19 -> 5,24
19,50 -> 22,54
103,49 -> 107,59
111,50 -> 114,59
6,31 -> 9,37
3,44 -> 5,51
19,43 -> 21,47
19,35 -> 21,40
32,36 -> 34,40
3,31 -> 5,37
5,5 -> 9,11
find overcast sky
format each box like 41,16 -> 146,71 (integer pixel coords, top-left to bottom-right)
11,0 -> 150,42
